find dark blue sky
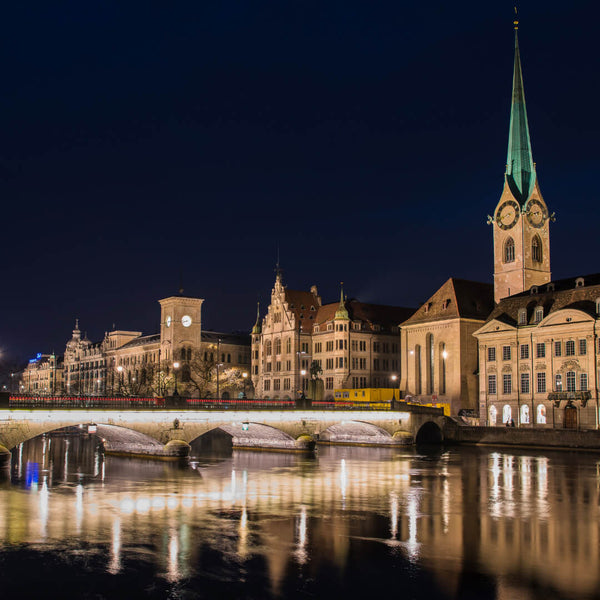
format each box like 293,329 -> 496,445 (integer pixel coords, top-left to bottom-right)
2,1 -> 600,361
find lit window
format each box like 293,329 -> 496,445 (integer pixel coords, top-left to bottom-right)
555,374 -> 562,391
532,235 -> 542,262
504,237 -> 515,263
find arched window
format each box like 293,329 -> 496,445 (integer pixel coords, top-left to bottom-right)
426,333 -> 434,394
536,404 -> 547,424
489,405 -> 497,426
285,337 -> 291,353
503,404 -> 512,425
274,338 -> 281,355
504,237 -> 515,263
520,404 -> 530,424
414,345 -> 422,395
532,235 -> 542,262
439,342 -> 447,395
265,340 -> 272,356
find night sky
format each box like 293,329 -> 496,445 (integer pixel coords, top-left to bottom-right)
3,1 -> 600,362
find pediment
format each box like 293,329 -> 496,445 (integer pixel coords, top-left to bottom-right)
538,308 -> 594,327
474,318 -> 516,337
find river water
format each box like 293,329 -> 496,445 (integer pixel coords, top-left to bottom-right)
2,432 -> 600,600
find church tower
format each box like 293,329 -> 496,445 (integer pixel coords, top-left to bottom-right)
492,17 -> 552,303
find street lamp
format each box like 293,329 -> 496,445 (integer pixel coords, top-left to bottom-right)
391,374 -> 399,408
296,350 -> 307,400
173,362 -> 180,396
216,363 -> 223,399
117,365 -> 124,395
242,372 -> 248,398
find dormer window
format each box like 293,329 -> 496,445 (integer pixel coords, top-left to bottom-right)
310,306 -> 316,311
546,283 -> 555,292
575,277 -> 585,288
423,302 -> 431,314
534,306 -> 544,323
442,299 -> 450,310
530,286 -> 538,295
518,309 -> 527,325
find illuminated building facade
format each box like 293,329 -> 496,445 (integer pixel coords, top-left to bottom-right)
474,20 -> 600,428
251,271 -> 414,400
21,295 -> 251,398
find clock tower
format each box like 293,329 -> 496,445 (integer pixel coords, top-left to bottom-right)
492,18 -> 552,303
159,295 -> 204,362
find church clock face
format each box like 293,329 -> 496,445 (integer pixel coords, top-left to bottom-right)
181,315 -> 192,327
166,316 -> 172,328
496,199 -> 520,230
526,198 -> 547,228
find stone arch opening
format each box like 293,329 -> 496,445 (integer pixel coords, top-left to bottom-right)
415,421 -> 443,444
190,423 -> 298,454
319,421 -> 395,445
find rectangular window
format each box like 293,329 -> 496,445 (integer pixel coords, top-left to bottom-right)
520,344 -> 529,360
276,361 -> 281,372
537,372 -> 546,393
325,377 -> 334,390
314,343 -> 322,354
503,374 -> 512,395
520,372 -> 530,394
488,347 -> 496,362
326,358 -> 334,370
283,378 -> 290,390
326,341 -> 334,352
302,343 -> 309,353
359,341 -> 367,351
566,340 -> 575,356
536,343 -> 545,358
373,358 -> 380,370
264,380 -> 270,391
502,346 -> 511,361
273,379 -> 280,391
360,358 -> 366,369
351,340 -> 358,351
580,373 -> 588,391
488,374 -> 497,394
554,341 -> 562,357
566,371 -> 576,392
555,374 -> 562,391
579,339 -> 587,355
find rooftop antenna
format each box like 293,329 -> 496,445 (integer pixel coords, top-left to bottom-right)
514,5 -> 519,29
179,269 -> 184,295
275,244 -> 283,281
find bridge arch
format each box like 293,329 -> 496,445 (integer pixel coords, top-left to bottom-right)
190,423 -> 302,453
319,421 -> 398,445
415,421 -> 444,444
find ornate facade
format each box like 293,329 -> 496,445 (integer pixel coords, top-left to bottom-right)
474,20 -> 600,428
21,295 -> 251,399
251,272 -> 414,400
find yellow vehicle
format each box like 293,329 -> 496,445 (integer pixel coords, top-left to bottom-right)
333,388 -> 399,409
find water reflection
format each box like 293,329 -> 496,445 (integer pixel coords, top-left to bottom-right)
2,434 -> 600,599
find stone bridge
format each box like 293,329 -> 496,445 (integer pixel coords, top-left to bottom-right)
0,405 -> 446,464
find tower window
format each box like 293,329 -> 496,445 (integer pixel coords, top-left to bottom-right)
532,235 -> 542,262
504,237 -> 515,263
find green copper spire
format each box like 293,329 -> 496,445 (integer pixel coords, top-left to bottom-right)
334,283 -> 349,320
506,16 -> 536,205
251,302 -> 262,334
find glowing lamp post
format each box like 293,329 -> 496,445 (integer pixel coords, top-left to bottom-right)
242,372 -> 248,398
117,365 -> 124,396
173,362 -> 180,396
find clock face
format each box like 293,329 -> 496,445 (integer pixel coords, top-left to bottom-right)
496,200 -> 520,230
166,316 -> 172,328
526,198 -> 548,228
181,315 -> 192,327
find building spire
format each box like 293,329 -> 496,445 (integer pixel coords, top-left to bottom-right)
251,302 -> 262,334
334,282 -> 349,320
506,9 -> 536,205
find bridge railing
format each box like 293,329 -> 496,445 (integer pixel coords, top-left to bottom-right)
4,395 -> 416,411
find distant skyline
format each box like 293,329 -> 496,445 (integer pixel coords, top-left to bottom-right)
3,1 -> 600,361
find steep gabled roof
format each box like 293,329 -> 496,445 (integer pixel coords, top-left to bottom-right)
401,278 -> 494,326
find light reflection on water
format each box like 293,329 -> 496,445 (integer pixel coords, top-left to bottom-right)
1,434 -> 599,599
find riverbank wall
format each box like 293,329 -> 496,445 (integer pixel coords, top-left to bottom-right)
445,424 -> 600,451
